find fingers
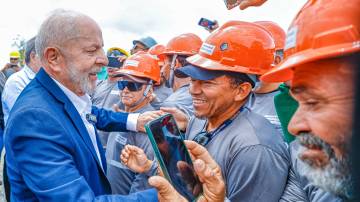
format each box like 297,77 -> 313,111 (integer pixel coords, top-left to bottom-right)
193,159 -> 215,182
148,176 -> 187,202
160,107 -> 178,113
184,140 -> 217,168
120,145 -> 131,164
194,159 -> 226,202
239,0 -> 267,10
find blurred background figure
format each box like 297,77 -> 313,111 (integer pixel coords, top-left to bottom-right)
130,36 -> 157,55
2,51 -> 21,78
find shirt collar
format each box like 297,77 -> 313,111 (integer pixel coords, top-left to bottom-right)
23,65 -> 36,80
51,78 -> 92,115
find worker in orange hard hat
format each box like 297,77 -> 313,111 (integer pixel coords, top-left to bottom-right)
171,21 -> 289,201
107,51 -> 160,194
238,20 -> 287,136
91,46 -> 131,147
261,0 -> 360,200
157,33 -> 203,117
147,44 -> 173,110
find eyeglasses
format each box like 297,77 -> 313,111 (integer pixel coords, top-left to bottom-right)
117,81 -> 146,92
193,131 -> 213,147
10,58 -> 19,61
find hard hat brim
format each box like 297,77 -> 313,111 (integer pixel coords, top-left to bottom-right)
261,42 -> 360,82
175,64 -> 226,81
114,69 -> 159,84
187,54 -> 267,75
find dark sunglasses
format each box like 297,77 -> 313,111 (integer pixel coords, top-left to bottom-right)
193,131 -> 213,147
10,58 -> 19,60
117,81 -> 146,92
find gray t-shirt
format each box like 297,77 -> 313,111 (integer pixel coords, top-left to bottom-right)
106,104 -> 155,195
161,84 -> 193,117
280,140 -> 343,202
185,107 -> 290,202
151,83 -> 173,110
91,80 -> 120,147
246,91 -> 283,136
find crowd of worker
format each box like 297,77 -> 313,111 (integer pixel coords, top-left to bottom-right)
0,0 -> 358,201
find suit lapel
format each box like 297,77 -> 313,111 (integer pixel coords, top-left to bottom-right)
36,69 -> 106,175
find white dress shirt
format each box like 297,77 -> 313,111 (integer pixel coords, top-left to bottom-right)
2,65 -> 36,125
52,79 -> 104,170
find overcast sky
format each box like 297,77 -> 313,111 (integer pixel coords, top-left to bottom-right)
0,0 -> 307,66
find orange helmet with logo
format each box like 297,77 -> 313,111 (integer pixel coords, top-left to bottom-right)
161,33 -> 203,56
261,0 -> 360,82
187,21 -> 275,75
254,21 -> 285,50
148,44 -> 166,65
115,51 -> 160,84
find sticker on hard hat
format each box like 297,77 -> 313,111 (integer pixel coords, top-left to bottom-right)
220,43 -> 228,51
124,60 -> 140,67
200,43 -> 216,55
284,26 -> 298,50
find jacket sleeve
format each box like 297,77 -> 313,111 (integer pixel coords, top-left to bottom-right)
5,108 -> 157,202
92,106 -> 129,132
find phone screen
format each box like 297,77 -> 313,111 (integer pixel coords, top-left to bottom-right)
107,56 -> 123,68
224,0 -> 243,10
146,114 -> 203,201
198,18 -> 214,29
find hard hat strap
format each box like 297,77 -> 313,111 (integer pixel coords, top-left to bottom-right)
167,54 -> 178,88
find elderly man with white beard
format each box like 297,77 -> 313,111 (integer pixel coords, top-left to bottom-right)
261,0 -> 360,201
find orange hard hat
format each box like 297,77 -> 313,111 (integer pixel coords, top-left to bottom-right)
254,21 -> 286,50
148,44 -> 166,63
187,21 -> 275,75
115,51 -> 160,84
161,33 -> 203,56
261,0 -> 360,82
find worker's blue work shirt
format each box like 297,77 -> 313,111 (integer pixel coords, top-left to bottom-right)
161,84 -> 194,117
106,104 -> 155,194
246,91 -> 283,136
186,107 -> 290,202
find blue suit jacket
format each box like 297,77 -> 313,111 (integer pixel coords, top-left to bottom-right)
4,69 -> 158,201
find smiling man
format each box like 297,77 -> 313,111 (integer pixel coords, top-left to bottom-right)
175,21 -> 290,201
106,52 -> 159,195
3,9 -> 175,201
261,0 -> 360,200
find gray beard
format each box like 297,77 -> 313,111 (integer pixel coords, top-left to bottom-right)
67,65 -> 97,95
297,133 -> 354,200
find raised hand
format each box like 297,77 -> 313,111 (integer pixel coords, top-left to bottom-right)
120,145 -> 153,173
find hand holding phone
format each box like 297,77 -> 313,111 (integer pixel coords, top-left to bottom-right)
198,18 -> 215,29
145,114 -> 203,201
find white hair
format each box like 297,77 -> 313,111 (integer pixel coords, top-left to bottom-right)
35,9 -> 89,62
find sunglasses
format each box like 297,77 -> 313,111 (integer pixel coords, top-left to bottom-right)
10,58 -> 19,60
117,81 -> 146,92
193,131 -> 213,147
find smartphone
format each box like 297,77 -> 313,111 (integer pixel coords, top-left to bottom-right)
107,56 -> 123,68
198,18 -> 215,30
224,0 -> 243,10
145,114 -> 203,201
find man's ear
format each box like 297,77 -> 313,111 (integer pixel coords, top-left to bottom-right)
234,82 -> 253,102
44,47 -> 63,72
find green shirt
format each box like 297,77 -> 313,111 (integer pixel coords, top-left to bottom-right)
274,83 -> 299,143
